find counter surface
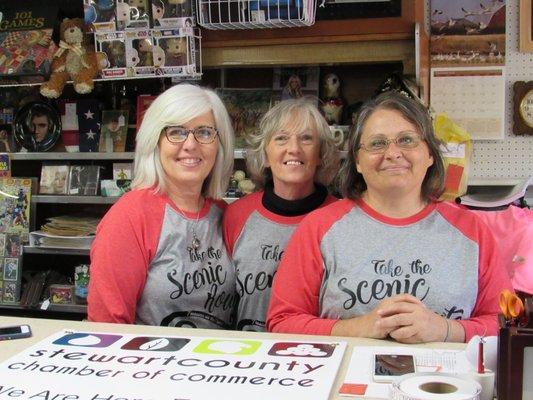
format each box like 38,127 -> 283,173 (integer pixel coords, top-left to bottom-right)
0,316 -> 466,400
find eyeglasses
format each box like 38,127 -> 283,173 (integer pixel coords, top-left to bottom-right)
270,131 -> 317,147
358,132 -> 424,154
164,126 -> 219,144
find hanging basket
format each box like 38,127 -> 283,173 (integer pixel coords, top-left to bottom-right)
196,0 -> 317,30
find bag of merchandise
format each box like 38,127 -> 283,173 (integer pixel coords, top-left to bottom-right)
434,113 -> 472,201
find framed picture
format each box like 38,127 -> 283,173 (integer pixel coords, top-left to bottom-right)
13,102 -> 61,152
100,110 -> 129,152
520,0 -> 533,52
273,67 -> 319,101
40,164 -> 70,195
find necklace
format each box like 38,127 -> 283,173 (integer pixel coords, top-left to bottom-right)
175,199 -> 202,250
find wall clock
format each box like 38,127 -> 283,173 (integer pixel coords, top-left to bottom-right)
513,81 -> 533,135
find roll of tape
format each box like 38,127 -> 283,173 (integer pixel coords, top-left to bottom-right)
390,373 -> 482,400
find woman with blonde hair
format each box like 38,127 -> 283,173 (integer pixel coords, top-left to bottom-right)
89,84 -> 237,328
223,97 -> 339,331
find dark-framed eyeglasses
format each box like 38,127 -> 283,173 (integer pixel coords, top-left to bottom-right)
358,131 -> 424,154
164,126 -> 219,144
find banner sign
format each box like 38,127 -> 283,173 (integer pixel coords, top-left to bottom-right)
0,330 -> 347,400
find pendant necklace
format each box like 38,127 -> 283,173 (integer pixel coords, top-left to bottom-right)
175,200 -> 202,250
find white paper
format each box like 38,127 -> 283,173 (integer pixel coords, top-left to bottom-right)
430,67 -> 505,140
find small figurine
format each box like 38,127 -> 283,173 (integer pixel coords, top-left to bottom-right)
320,73 -> 344,125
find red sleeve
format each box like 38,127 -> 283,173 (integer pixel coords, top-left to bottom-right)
267,200 -> 354,335
87,191 -> 164,323
438,203 -> 514,341
222,192 -> 261,256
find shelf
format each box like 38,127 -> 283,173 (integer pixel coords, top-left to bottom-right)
10,152 -> 135,161
0,303 -> 87,320
23,246 -> 90,256
32,195 -> 119,204
9,151 -> 248,160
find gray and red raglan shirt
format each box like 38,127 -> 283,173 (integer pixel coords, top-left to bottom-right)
267,198 -> 514,341
88,188 -> 237,329
223,187 -> 337,331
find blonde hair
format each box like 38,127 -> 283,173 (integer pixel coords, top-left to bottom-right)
246,97 -> 339,189
132,84 -> 234,198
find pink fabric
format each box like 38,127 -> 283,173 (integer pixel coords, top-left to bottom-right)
472,206 -> 533,295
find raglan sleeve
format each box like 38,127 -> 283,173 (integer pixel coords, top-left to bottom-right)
457,221 -> 514,341
266,216 -> 338,335
87,197 -> 153,323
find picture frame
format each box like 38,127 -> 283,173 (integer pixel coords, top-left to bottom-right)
13,102 -> 61,152
520,0 -> 533,52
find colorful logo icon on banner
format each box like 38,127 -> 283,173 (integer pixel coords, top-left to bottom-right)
193,339 -> 261,355
121,337 -> 190,351
53,333 -> 122,348
268,343 -> 335,357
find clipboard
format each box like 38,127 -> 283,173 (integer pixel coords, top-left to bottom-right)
497,297 -> 533,400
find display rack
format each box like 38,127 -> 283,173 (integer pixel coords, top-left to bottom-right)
196,0 -> 316,30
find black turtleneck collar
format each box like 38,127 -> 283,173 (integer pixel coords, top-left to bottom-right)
262,180 -> 328,217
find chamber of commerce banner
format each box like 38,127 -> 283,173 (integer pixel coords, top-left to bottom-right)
0,330 -> 347,400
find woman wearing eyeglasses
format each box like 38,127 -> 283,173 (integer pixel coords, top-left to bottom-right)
223,98 -> 340,332
88,84 -> 237,328
267,91 -> 513,343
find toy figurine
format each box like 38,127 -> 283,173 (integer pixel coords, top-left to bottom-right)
320,73 -> 344,125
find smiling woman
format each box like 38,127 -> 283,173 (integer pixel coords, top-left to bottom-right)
223,98 -> 340,332
88,84 -> 238,329
267,91 -> 514,344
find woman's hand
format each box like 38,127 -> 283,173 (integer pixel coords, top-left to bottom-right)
331,294 -> 424,339
376,298 -> 448,343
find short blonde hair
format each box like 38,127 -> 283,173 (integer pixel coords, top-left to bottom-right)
246,97 -> 339,188
132,84 -> 234,199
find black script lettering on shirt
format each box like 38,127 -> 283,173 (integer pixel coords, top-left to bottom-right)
441,306 -> 465,320
188,246 -> 222,262
338,274 -> 430,310
167,262 -> 227,299
261,244 -> 284,261
204,283 -> 239,313
236,268 -> 276,296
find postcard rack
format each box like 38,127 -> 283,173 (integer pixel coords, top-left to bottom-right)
196,0 -> 317,30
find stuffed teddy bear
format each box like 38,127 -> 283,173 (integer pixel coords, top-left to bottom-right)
40,18 -> 102,98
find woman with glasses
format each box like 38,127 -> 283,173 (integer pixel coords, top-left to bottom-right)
267,91 -> 512,343
88,84 -> 237,328
223,98 -> 339,331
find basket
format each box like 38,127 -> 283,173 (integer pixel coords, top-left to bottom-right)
196,0 -> 317,30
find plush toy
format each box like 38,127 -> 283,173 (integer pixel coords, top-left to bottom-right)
40,18 -> 102,98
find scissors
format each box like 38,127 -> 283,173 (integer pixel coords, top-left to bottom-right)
499,289 -> 524,326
